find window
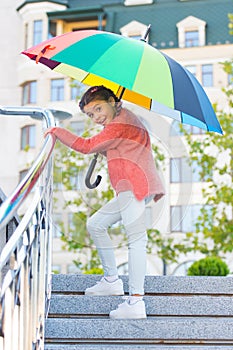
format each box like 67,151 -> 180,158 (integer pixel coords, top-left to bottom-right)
202,64 -> 213,87
125,32 -> 143,40
69,168 -> 85,191
68,212 -> 86,243
33,20 -> 43,46
52,213 -> 62,238
185,65 -> 196,77
68,213 -> 74,231
170,121 -> 204,136
70,80 -> 86,100
51,79 -> 64,101
22,81 -> 37,105
190,125 -> 204,135
192,160 -> 203,182
48,21 -> 57,39
69,168 -> 79,190
228,73 -> 233,85
170,158 -> 192,183
170,157 -> 206,183
24,23 -> 28,49
124,0 -> 153,5
185,31 -> 199,47
170,204 -> 202,232
176,16 -> 206,48
21,125 -> 36,149
120,21 -> 148,41
53,181 -> 62,191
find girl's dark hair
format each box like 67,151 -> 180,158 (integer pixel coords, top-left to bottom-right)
79,85 -> 120,112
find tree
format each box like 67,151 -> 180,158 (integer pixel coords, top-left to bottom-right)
228,13 -> 233,35
181,61 -> 233,256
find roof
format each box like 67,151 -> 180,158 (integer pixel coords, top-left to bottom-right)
17,0 -> 68,11
18,0 -> 233,49
102,0 -> 233,48
67,0 -> 122,8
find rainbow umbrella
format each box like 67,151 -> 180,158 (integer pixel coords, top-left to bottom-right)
22,28 -> 222,134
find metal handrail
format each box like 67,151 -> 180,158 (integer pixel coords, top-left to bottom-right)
0,106 -> 70,230
0,106 -> 72,350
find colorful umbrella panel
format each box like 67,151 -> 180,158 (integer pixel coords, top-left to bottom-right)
22,30 -> 222,134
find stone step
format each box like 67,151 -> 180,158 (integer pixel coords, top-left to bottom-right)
45,317 -> 233,343
52,274 -> 233,295
45,345 -> 233,350
48,294 -> 233,317
46,275 -> 233,348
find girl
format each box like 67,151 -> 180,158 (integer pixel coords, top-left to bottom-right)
45,85 -> 164,319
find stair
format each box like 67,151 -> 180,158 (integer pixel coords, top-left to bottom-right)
45,274 -> 233,349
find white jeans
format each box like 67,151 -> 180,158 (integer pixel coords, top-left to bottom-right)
86,191 -> 148,295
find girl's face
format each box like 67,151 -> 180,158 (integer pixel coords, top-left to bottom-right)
83,97 -> 116,127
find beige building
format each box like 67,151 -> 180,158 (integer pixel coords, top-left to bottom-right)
0,0 -> 232,275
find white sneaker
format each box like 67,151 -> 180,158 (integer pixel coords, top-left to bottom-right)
109,297 -> 147,319
85,277 -> 124,296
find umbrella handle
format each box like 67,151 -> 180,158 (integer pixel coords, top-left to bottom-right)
85,153 -> 102,189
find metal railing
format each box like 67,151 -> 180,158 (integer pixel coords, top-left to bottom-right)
0,107 -> 71,350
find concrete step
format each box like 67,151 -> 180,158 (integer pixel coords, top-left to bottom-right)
45,317 -> 233,343
45,275 -> 233,348
51,274 -> 233,295
45,346 -> 233,350
49,294 -> 233,317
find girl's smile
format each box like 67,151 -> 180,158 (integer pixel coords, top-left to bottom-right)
83,98 -> 116,126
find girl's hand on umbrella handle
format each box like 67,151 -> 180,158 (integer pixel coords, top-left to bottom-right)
44,127 -> 57,138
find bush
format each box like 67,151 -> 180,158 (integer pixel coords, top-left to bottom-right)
187,256 -> 229,276
84,267 -> 104,275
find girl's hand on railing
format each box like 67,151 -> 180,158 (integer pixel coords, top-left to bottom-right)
44,127 -> 58,138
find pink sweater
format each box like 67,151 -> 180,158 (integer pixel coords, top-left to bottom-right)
49,108 -> 165,202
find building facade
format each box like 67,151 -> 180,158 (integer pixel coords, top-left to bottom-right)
0,0 -> 232,275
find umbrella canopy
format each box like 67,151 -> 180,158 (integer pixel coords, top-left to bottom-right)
22,29 -> 222,134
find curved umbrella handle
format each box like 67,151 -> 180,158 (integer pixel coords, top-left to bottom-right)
85,153 -> 102,189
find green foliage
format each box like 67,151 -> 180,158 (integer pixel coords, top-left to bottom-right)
147,229 -> 186,263
187,256 -> 230,276
23,144 -> 30,152
151,144 -> 165,169
84,268 -> 104,275
53,59 -> 233,273
181,60 -> 233,257
81,249 -> 104,273
228,13 -> 233,35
